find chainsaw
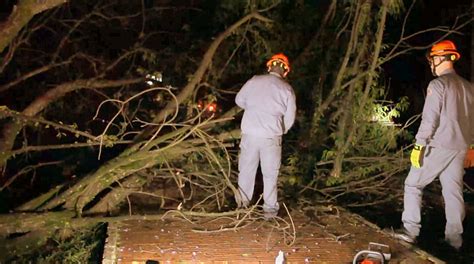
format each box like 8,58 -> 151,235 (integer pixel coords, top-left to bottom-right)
353,242 -> 391,264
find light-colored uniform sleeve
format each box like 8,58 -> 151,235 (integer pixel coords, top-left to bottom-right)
283,88 -> 297,134
415,80 -> 443,146
235,77 -> 254,109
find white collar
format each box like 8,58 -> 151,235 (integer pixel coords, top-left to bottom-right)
269,71 -> 283,78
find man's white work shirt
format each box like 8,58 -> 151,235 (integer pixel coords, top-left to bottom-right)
235,72 -> 296,138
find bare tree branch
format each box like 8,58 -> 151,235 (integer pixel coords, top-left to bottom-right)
0,0 -> 68,54
0,78 -> 144,165
137,12 -> 272,140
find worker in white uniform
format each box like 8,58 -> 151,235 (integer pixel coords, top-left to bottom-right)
393,40 -> 474,252
235,53 -> 297,219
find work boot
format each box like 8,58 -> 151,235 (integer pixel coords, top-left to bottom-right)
237,200 -> 249,209
390,228 -> 417,244
444,235 -> 462,252
263,210 -> 278,220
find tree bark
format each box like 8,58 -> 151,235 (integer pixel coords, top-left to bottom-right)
0,230 -> 51,261
0,210 -> 95,262
0,208 -> 249,262
0,211 -> 76,237
16,184 -> 64,211
85,174 -> 148,215
0,0 -> 68,54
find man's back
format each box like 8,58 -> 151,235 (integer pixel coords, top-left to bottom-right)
235,73 -> 296,137
416,70 -> 474,150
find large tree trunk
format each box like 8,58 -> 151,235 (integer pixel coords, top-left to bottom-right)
0,211 -> 149,262
1,203 -> 245,262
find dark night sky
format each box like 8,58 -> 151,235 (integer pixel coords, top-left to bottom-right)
0,0 -> 16,20
382,0 -> 472,120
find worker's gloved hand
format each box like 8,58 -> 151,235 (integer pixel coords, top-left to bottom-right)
464,145 -> 474,168
410,144 -> 425,168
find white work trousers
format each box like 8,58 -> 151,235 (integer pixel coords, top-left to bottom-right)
238,134 -> 282,214
402,146 -> 466,249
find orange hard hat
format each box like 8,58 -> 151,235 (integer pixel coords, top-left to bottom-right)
266,53 -> 291,76
429,40 -> 460,61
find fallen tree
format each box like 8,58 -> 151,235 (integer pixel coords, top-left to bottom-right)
0,3 -> 270,259
0,0 -> 472,262
0,3 -> 271,216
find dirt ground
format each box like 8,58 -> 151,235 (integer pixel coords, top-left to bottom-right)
102,207 -> 446,264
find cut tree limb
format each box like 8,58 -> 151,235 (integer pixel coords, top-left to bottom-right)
38,127 -> 239,215
85,174 -> 148,215
16,184 -> 64,211
0,209 -> 246,237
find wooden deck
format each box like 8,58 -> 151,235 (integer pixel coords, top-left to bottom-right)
101,207 -> 445,264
